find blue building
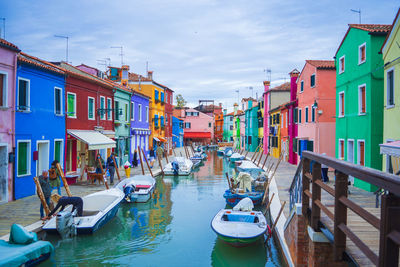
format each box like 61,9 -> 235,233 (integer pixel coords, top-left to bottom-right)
130,91 -> 150,164
172,116 -> 184,147
15,53 -> 66,199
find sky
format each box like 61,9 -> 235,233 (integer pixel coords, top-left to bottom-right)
1,0 -> 398,110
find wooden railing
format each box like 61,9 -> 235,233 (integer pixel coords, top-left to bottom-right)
301,151 -> 400,267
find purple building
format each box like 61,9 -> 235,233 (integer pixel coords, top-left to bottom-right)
130,91 -> 150,164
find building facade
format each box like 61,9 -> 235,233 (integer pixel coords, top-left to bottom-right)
214,112 -> 224,143
182,108 -> 214,144
130,91 -> 150,164
245,99 -> 259,152
223,109 -> 234,142
0,39 -> 19,202
172,116 -> 184,148
335,24 -> 390,191
163,87 -> 174,154
269,107 -> 281,158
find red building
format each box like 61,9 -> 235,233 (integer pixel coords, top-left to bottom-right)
163,86 -> 174,153
56,62 -> 116,176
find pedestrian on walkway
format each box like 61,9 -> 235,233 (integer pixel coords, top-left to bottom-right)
49,160 -> 62,195
38,170 -> 52,219
132,150 -> 138,167
106,152 -> 117,185
156,142 -> 164,159
95,154 -> 104,174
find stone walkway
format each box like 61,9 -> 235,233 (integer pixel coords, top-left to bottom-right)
0,147 -> 185,237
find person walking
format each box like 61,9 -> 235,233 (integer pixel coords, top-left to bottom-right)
95,154 -> 104,174
132,150 -> 138,167
156,142 -> 164,159
38,170 -> 52,219
49,160 -> 61,195
106,152 -> 117,185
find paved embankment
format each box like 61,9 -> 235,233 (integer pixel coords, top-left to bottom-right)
0,147 -> 186,238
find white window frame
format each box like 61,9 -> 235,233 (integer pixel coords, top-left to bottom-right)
300,80 -> 304,93
54,139 -> 64,168
338,138 -> 345,160
357,139 -> 365,166
358,42 -> 366,65
0,70 -> 8,108
114,100 -> 120,121
298,108 -> 302,124
339,55 -> 345,74
358,84 -> 367,115
305,106 -> 309,123
67,92 -> 77,119
88,97 -> 95,120
385,139 -> 395,173
54,87 -> 63,115
131,101 -> 135,121
146,106 -> 149,122
338,91 -> 345,118
17,77 -> 30,112
386,67 -> 395,108
107,98 -> 112,121
310,73 -> 316,88
347,139 -> 355,164
17,139 -> 31,177
138,104 -> 142,122
100,96 -> 105,120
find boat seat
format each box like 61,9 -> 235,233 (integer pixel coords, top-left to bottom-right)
80,210 -> 100,217
222,213 -> 259,223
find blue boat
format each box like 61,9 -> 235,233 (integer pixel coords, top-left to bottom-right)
223,190 -> 264,207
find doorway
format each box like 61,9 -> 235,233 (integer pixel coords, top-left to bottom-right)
0,145 -> 8,203
37,141 -> 50,176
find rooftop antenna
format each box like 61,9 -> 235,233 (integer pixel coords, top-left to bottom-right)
97,59 -> 107,72
235,89 -> 240,104
111,46 -> 124,66
248,86 -> 254,98
0,18 -> 5,39
54,35 -> 69,63
350,9 -> 361,24
146,61 -> 148,73
264,68 -> 271,82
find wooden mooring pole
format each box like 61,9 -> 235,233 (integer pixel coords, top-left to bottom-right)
56,163 -> 72,197
33,177 -> 50,216
141,148 -> 154,177
112,156 -> 121,181
138,148 -> 145,175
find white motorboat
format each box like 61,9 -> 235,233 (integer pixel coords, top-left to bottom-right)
115,175 -> 156,203
211,198 -> 268,247
229,153 -> 245,162
236,160 -> 263,176
42,188 -> 124,235
163,157 -> 193,176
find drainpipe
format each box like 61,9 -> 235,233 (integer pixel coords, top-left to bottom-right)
11,52 -> 18,201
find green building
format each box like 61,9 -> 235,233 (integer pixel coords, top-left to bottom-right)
223,109 -> 234,142
245,99 -> 259,152
335,24 -> 391,191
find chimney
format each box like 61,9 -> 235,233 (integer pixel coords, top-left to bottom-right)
289,69 -> 300,101
121,65 -> 129,86
263,81 -> 270,93
147,71 -> 153,80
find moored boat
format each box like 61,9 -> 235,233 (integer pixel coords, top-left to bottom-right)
229,152 -> 245,162
43,188 -> 124,235
116,175 -> 156,203
163,157 -> 193,176
236,160 -> 263,176
223,189 -> 264,206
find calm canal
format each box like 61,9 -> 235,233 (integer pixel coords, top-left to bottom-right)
42,151 -> 286,266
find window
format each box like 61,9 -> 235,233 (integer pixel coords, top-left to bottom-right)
293,108 -> 298,123
125,103 -> 129,122
99,96 -> 105,119
185,122 -> 191,128
54,87 -> 62,115
311,106 -> 316,122
17,140 -> 31,176
131,101 -> 134,121
88,97 -> 95,120
115,100 -> 120,121
339,92 -> 344,117
145,106 -> 149,122
0,72 -> 7,107
107,98 -> 112,120
339,56 -> 345,74
298,109 -> 302,124
161,92 -> 164,102
358,84 -> 366,115
357,140 -> 365,166
339,139 -> 345,160
138,104 -> 142,122
67,92 -> 76,118
230,125 -> 233,130
387,68 -> 394,107
154,115 -> 159,127
276,114 -> 280,124
155,90 -> 159,101
358,43 -> 366,64
209,122 -> 212,128
300,80 -> 304,92
281,114 -> 284,128
248,136 -> 252,145
54,139 -> 63,166
310,74 -> 315,88
170,94 -> 173,104
305,107 -> 309,123
17,78 -> 30,111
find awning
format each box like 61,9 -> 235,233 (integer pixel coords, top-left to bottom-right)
380,140 -> 400,157
158,137 -> 167,142
68,130 -> 116,150
184,132 -> 211,138
153,137 -> 160,142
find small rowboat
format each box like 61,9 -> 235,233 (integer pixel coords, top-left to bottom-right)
229,153 -> 245,162
223,189 -> 264,207
163,157 -> 193,176
116,175 -> 156,203
211,198 -> 268,247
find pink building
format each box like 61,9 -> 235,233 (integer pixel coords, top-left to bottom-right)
296,60 -> 336,160
287,69 -> 299,165
263,81 -> 270,154
181,108 -> 214,144
0,39 -> 20,202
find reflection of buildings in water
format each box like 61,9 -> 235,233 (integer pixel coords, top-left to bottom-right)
213,151 -> 224,175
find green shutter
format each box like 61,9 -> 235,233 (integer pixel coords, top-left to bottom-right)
55,141 -> 61,162
115,101 -> 119,121
67,94 -> 75,116
18,142 -> 28,175
88,98 -> 93,118
125,103 -> 128,121
293,138 -> 297,153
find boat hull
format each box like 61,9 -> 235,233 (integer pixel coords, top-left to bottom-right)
216,233 -> 263,247
223,190 -> 264,207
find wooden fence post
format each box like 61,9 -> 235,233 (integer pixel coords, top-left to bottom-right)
262,154 -> 269,169
33,177 -> 50,216
112,156 -> 121,181
302,157 -> 310,217
311,162 -> 322,230
138,148 -> 145,175
333,171 -> 348,261
56,163 -> 72,197
141,148 -> 154,177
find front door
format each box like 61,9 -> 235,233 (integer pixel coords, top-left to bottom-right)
0,145 -> 8,203
37,141 -> 49,176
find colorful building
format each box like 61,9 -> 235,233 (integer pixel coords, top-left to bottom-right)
214,111 -> 224,143
233,104 -> 244,149
239,111 -> 246,149
280,104 -> 290,161
335,24 -> 390,191
172,116 -> 184,147
163,86 -> 174,153
296,60 -> 336,161
14,53 -> 66,199
181,108 -> 214,144
130,91 -> 150,164
223,109 -> 234,142
381,9 -> 400,174
245,98 -> 259,152
0,39 -> 19,202
268,107 -> 281,158
257,98 -> 264,151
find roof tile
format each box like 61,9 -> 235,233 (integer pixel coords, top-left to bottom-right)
306,60 -> 335,69
0,38 -> 20,51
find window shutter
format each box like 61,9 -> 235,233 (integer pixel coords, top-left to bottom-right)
19,80 -> 27,110
55,141 -> 61,162
68,94 -> 75,115
361,87 -> 366,113
360,142 -> 365,166
340,94 -> 344,116
0,74 -> 4,106
18,142 -> 28,175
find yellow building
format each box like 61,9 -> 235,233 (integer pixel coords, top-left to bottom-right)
268,107 -> 281,158
128,71 -> 166,149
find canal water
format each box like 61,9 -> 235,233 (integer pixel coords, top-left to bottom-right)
42,151 -> 286,266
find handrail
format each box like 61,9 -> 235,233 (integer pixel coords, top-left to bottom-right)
288,161 -> 303,211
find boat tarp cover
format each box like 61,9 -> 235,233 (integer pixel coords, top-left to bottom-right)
0,240 -> 54,266
230,152 -> 243,159
233,197 -> 254,212
235,172 -> 254,192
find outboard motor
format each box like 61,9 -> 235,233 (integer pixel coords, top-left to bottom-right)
123,185 -> 137,202
56,210 -> 77,238
171,161 -> 179,175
